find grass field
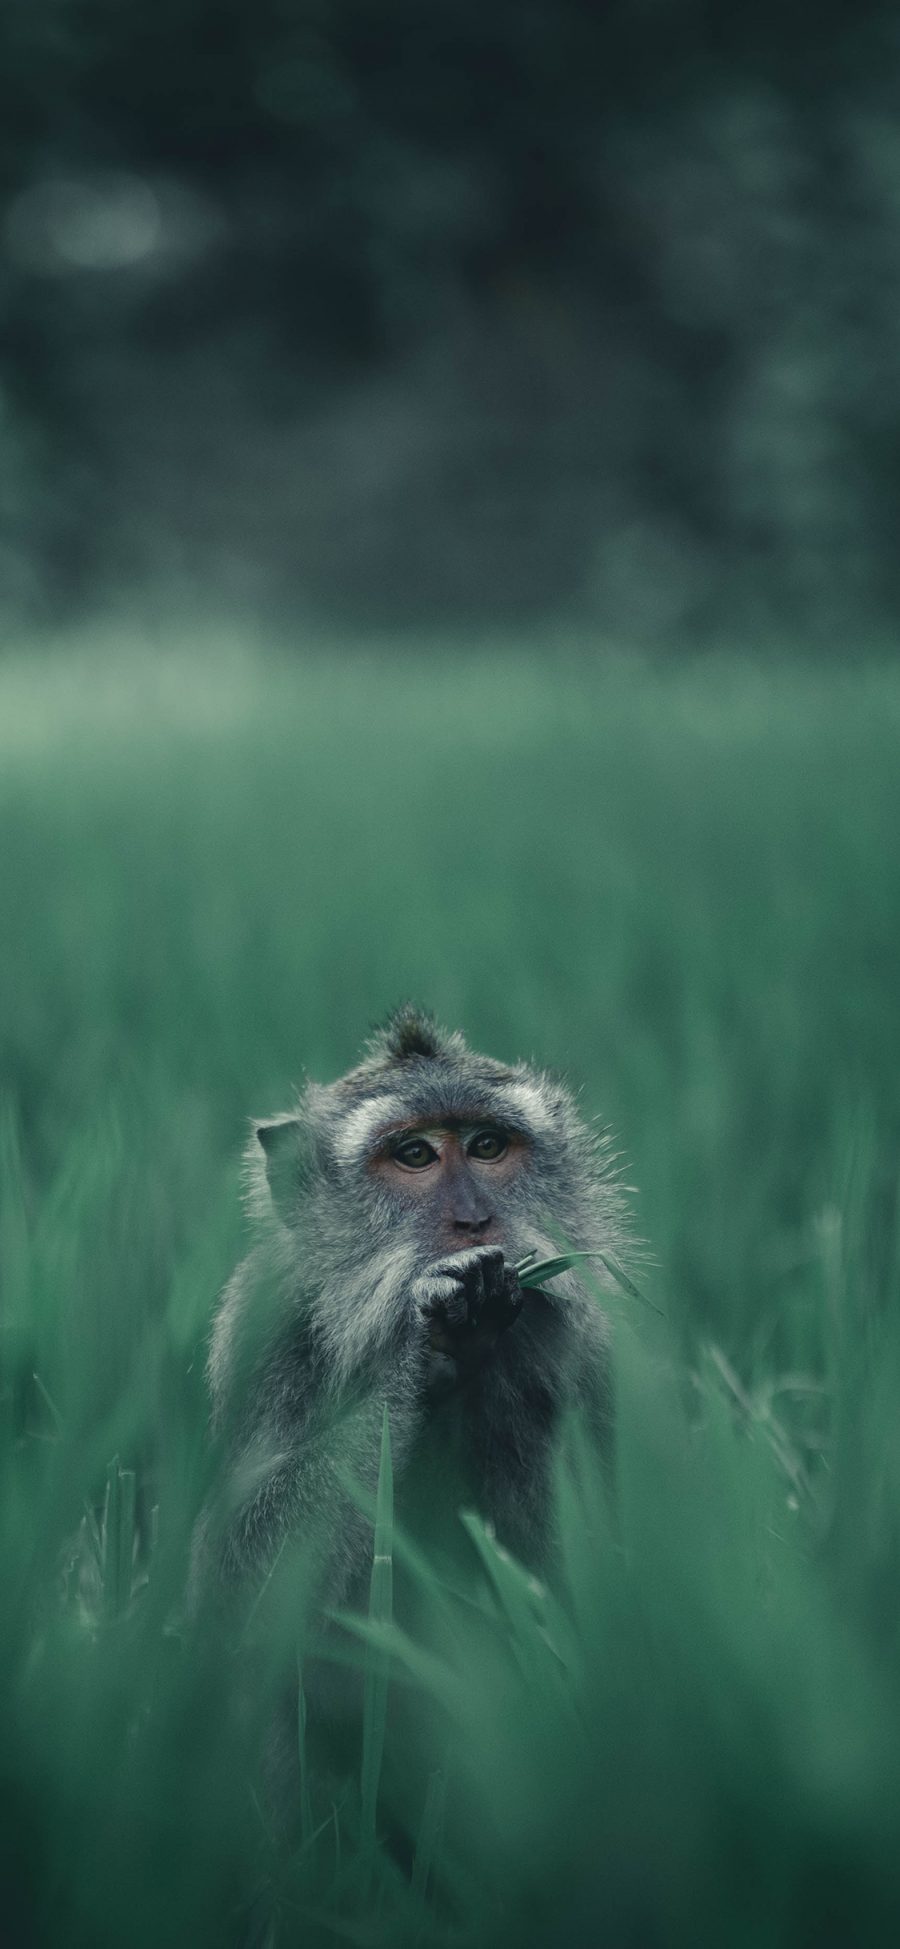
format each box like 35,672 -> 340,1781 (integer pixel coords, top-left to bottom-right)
2,630 -> 900,1946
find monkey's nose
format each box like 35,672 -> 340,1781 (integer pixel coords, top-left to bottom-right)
452,1215 -> 494,1237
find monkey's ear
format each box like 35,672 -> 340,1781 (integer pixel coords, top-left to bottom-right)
255,1116 -> 303,1225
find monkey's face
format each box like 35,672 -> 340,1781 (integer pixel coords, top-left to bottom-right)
255,1021 -> 614,1296
368,1119 -> 530,1254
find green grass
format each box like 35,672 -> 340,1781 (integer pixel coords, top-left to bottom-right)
2,630 -> 900,1946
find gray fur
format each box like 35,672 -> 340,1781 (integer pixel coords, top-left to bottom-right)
195,1008 -> 629,1627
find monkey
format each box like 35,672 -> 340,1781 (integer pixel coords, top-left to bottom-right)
191,1007 -> 628,1805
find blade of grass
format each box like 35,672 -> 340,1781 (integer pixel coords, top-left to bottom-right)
101,1455 -> 122,1620
327,1612 -> 464,1715
411,1766 -> 446,1909
296,1660 -> 315,1851
515,1249 -> 666,1317
456,1509 -> 555,1687
32,1370 -> 64,1439
118,1465 -> 136,1610
360,1403 -> 393,1849
100,1455 -> 136,1619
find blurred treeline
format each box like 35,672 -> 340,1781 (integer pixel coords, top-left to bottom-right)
2,0 -> 899,645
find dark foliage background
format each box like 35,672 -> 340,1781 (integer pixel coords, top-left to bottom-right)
3,0 -> 899,642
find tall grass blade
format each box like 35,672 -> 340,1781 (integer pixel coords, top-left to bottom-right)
117,1465 -> 137,1607
101,1454 -> 122,1620
516,1248 -> 665,1315
456,1509 -> 551,1682
411,1767 -> 446,1908
32,1369 -> 64,1438
360,1403 -> 393,1849
101,1455 -> 136,1618
296,1662 -> 315,1851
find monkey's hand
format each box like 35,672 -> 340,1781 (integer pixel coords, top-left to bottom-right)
413,1248 -> 523,1393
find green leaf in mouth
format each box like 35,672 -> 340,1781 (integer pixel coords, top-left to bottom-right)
514,1249 -> 664,1316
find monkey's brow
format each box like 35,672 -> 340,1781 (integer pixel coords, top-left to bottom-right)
374,1116 -> 518,1151
383,1115 -> 503,1135
338,1095 -> 538,1169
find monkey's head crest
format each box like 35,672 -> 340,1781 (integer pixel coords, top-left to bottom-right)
359,1005 -> 468,1070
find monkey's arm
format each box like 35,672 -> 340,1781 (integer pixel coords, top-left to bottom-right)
212,1390 -> 413,1611
198,1259 -> 431,1614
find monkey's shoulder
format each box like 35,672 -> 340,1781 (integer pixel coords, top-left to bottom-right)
207,1244 -> 317,1415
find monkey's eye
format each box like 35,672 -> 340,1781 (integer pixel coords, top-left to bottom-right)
391,1136 -> 439,1170
468,1128 -> 508,1161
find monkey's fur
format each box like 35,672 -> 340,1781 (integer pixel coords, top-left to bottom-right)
194,1009 -> 626,1699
